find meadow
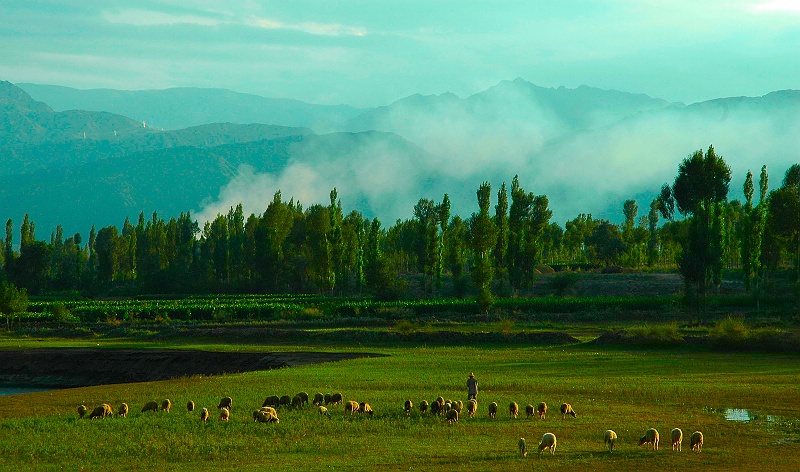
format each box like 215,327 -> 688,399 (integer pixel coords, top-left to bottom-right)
0,339 -> 799,471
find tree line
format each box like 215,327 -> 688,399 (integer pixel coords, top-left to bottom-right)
2,146 -> 800,306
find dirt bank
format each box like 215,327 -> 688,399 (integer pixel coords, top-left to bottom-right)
0,349 -> 384,388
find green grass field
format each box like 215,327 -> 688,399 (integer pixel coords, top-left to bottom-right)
0,340 -> 799,470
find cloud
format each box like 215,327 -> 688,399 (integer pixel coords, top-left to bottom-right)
247,17 -> 366,37
750,1 -> 800,13
102,9 -> 222,26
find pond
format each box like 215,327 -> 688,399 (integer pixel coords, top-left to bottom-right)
0,387 -> 50,396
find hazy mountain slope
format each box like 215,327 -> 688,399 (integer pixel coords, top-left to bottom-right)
18,83 -> 366,131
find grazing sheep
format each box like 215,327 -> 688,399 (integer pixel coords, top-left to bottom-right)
488,402 -> 498,419
345,400 -> 360,415
509,402 -> 519,418
77,405 -> 87,419
671,428 -> 683,451
200,407 -> 210,423
89,403 -> 113,419
220,407 -> 230,421
187,401 -> 195,412
690,431 -> 704,452
519,437 -> 528,458
318,406 -> 330,417
141,401 -> 159,413
279,395 -> 291,407
260,406 -> 277,415
313,393 -> 324,406
420,400 -> 429,413
538,433 -> 557,456
255,410 -> 279,423
330,393 -> 343,405
445,409 -> 459,424
291,395 -> 303,408
467,399 -> 477,418
253,407 -> 278,421
118,403 -> 129,418
404,400 -> 413,414
537,402 -> 547,420
218,397 -> 232,411
297,392 -> 309,405
161,399 -> 172,413
323,393 -> 332,405
453,401 -> 463,413
262,395 -> 280,408
525,404 -> 535,418
431,400 -> 441,416
604,430 -> 617,453
639,428 -> 660,450
560,403 -> 576,419
444,402 -> 452,413
360,402 -> 374,416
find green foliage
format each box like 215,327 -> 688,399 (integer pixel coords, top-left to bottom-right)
548,272 -> 581,297
626,322 -> 682,343
711,316 -> 750,343
51,303 -> 76,323
0,282 -> 28,315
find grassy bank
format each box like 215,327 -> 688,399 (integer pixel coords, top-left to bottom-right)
0,340 -> 799,470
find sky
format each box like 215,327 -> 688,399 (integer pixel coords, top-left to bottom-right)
1,0 -> 799,107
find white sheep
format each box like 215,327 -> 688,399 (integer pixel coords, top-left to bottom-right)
161,399 -> 172,413
345,400 -> 359,415
690,431 -> 703,452
453,401 -> 463,413
604,429 -> 617,453
318,406 -> 330,417
200,407 -> 210,423
467,399 -> 477,418
671,428 -> 683,451
89,403 -> 113,419
359,402 -> 373,416
220,407 -> 230,421
519,437 -> 527,457
488,402 -> 498,419
639,428 -> 659,450
538,433 -> 557,456
560,403 -> 576,419
509,402 -> 519,418
537,402 -> 547,420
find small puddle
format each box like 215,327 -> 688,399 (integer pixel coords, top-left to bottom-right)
705,407 -> 784,424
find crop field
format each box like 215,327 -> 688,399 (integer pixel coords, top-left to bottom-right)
0,340 -> 799,471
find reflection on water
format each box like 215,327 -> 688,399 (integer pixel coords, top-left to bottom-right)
0,387 -> 50,396
725,408 -> 751,422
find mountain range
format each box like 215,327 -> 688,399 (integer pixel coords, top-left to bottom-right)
3,79 -> 800,238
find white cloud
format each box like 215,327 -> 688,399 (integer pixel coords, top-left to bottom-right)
246,17 -> 366,37
102,9 -> 222,26
750,1 -> 800,13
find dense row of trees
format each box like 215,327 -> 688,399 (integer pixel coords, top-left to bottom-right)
2,147 -> 800,306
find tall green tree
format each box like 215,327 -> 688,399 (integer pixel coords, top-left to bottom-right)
468,182 -> 498,309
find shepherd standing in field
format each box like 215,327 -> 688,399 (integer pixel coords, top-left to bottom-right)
467,372 -> 478,400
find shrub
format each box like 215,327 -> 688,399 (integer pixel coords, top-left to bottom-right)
394,319 -> 418,335
52,303 -> 77,323
712,316 -> 749,343
548,272 -> 581,297
626,323 -> 682,343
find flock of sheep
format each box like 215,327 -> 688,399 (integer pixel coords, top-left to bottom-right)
76,393 -> 705,459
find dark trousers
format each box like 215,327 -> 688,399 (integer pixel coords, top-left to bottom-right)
468,394 -> 476,400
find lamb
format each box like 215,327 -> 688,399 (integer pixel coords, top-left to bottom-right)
161,399 -> 172,412
330,393 -> 343,405
217,397 -> 232,411
467,399 -> 477,418
537,402 -> 547,420
445,409 -> 459,424
525,404 -> 535,418
404,400 -> 413,414
604,430 -> 617,453
89,403 -> 113,419
318,406 -> 331,417
638,428 -> 660,450
279,395 -> 291,407
200,407 -> 210,423
538,433 -> 557,456
291,395 -> 303,408
77,405 -> 87,419
141,401 -> 159,413
488,402 -> 498,419
118,403 -> 129,418
690,431 -> 703,452
420,400 -> 429,413
262,395 -> 280,408
671,428 -> 683,451
519,437 -> 527,458
187,401 -> 195,412
297,392 -> 309,405
509,402 -> 519,418
345,400 -> 360,414
560,403 -> 576,419
313,393 -> 324,406
359,402 -> 374,416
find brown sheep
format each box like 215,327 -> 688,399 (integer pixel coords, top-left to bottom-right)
671,428 -> 683,451
488,402 -> 498,419
297,392 -> 309,405
262,395 -> 280,408
187,401 -> 195,412
560,403 -> 576,419
291,395 -> 303,408
77,405 -> 87,419
604,430 -> 617,453
690,431 -> 703,452
445,409 -> 459,424
420,400 -> 429,413
404,400 -> 413,414
639,428 -> 660,450
525,404 -> 535,418
539,433 -> 557,456
467,399 -> 477,418
323,393 -> 332,405
220,407 -> 230,422
217,397 -> 232,411
313,393 -> 324,406
89,403 -> 113,419
537,402 -> 547,420
141,401 -> 159,413
200,407 -> 210,423
161,399 -> 172,413
345,400 -> 360,415
359,402 -> 373,416
509,402 -> 519,418
279,395 -> 291,407
118,403 -> 129,418
330,393 -> 343,405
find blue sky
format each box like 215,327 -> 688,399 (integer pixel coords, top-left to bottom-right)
1,0 -> 799,106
